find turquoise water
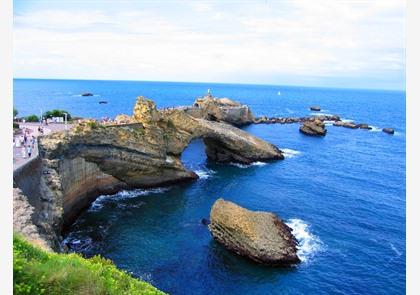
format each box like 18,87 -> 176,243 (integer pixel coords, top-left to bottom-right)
14,79 -> 406,294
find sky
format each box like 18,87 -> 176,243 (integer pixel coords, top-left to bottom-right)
13,0 -> 406,90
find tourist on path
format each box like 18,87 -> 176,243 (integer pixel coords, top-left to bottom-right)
27,146 -> 32,158
21,146 -> 26,159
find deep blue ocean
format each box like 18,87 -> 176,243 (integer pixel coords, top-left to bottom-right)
14,79 -> 406,295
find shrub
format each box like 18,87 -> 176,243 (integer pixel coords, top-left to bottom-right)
43,110 -> 72,120
13,122 -> 20,129
25,115 -> 40,122
13,235 -> 166,295
14,107 -> 18,118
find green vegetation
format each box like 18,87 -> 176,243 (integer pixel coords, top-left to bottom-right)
14,107 -> 18,118
43,110 -> 72,120
13,122 -> 20,129
25,115 -> 40,122
14,235 -> 165,295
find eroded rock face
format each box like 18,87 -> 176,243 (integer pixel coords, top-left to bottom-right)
185,95 -> 255,126
208,199 -> 300,266
36,96 -> 283,232
299,120 -> 327,136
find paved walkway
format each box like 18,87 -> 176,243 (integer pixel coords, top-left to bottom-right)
13,123 -> 73,171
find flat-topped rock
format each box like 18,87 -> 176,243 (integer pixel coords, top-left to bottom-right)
309,105 -> 321,111
208,199 -> 300,266
382,128 -> 395,134
299,119 -> 327,136
185,95 -> 255,126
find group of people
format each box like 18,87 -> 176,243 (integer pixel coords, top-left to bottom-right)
14,129 -> 35,159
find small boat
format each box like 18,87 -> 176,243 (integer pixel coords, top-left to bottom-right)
99,101 -> 108,104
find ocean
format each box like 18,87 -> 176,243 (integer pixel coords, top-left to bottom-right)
14,79 -> 406,295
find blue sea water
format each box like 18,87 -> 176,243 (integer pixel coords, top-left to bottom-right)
14,79 -> 406,295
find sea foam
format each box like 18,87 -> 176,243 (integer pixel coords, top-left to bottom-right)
194,169 -> 216,180
88,187 -> 170,212
281,148 -> 301,158
229,161 -> 267,168
286,218 -> 323,263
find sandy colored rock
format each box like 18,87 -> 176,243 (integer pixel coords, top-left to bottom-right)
208,199 -> 300,266
299,119 -> 327,136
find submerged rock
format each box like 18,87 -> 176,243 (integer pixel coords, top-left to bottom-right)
299,120 -> 327,136
208,199 -> 300,266
382,128 -> 395,134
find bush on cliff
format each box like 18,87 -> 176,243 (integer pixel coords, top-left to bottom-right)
14,235 -> 165,295
43,110 -> 72,120
25,115 -> 40,122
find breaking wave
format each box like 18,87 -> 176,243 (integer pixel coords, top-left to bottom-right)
88,187 -> 170,212
286,218 -> 323,263
194,169 -> 216,180
229,161 -> 267,169
281,148 -> 301,158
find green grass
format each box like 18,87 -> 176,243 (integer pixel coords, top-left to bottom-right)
14,235 -> 166,295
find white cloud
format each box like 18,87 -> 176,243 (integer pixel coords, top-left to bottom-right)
13,1 -> 405,89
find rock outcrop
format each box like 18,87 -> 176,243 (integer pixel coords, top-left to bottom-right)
382,128 -> 395,134
32,96 -> 283,243
309,105 -> 321,111
184,95 -> 255,126
208,199 -> 300,266
299,120 -> 327,136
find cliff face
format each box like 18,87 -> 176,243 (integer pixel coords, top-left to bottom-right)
19,96 -> 283,251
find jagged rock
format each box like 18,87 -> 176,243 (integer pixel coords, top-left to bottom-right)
299,119 -> 327,136
114,114 -> 136,124
382,128 -> 395,134
208,199 -> 300,266
185,95 -> 255,126
309,105 -> 321,111
357,123 -> 372,130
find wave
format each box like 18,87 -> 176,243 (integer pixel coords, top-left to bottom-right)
368,126 -> 382,132
285,108 -> 295,114
229,161 -> 267,169
88,187 -> 170,212
194,169 -> 216,180
286,218 -> 323,263
281,148 -> 301,158
310,112 -> 333,117
341,118 -> 354,123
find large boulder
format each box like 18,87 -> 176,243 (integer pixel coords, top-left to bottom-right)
382,128 -> 395,134
309,105 -> 321,111
186,95 -> 255,126
299,119 -> 327,136
208,199 -> 300,266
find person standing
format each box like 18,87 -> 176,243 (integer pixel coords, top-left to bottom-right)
27,145 -> 32,158
21,145 -> 26,159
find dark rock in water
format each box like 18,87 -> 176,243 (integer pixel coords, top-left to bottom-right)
382,128 -> 395,134
342,122 -> 358,129
208,198 -> 300,266
99,101 -> 108,104
201,218 -> 210,225
357,123 -> 372,130
309,105 -> 321,111
299,119 -> 326,136
81,93 -> 93,96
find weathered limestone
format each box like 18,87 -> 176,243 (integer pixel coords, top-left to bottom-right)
299,120 -> 327,136
184,95 -> 255,126
208,199 -> 300,266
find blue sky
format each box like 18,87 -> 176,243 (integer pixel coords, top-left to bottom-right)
13,0 -> 406,90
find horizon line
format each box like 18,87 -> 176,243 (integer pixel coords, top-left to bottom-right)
13,77 -> 406,93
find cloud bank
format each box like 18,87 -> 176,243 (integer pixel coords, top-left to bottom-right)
13,0 -> 405,90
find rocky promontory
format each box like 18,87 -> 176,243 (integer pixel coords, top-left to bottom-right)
14,96 -> 284,250
299,119 -> 327,136
208,199 -> 300,266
